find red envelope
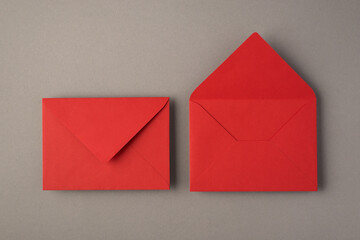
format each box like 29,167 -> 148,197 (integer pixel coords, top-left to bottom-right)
190,33 -> 317,191
43,97 -> 169,190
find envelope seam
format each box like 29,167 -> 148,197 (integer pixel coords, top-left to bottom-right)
129,145 -> 170,188
191,100 -> 238,141
270,142 -> 316,187
191,141 -> 237,188
268,102 -> 309,140
44,104 -> 101,161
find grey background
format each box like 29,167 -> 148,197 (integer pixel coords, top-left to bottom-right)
1,0 -> 359,239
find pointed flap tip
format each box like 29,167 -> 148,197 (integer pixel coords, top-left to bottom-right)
249,32 -> 260,39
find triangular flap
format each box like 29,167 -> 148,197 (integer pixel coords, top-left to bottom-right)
43,97 -> 169,162
190,32 -> 316,100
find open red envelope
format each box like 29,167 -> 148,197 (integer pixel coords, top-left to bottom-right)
190,33 -> 317,191
43,97 -> 169,190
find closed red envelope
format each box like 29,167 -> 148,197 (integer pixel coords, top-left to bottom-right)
190,33 -> 317,191
43,97 -> 169,190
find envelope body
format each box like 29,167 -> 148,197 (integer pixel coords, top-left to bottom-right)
43,97 -> 169,190
190,33 -> 317,191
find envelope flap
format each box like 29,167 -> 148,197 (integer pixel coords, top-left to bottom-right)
190,32 -> 316,141
43,97 -> 169,162
190,32 -> 316,100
